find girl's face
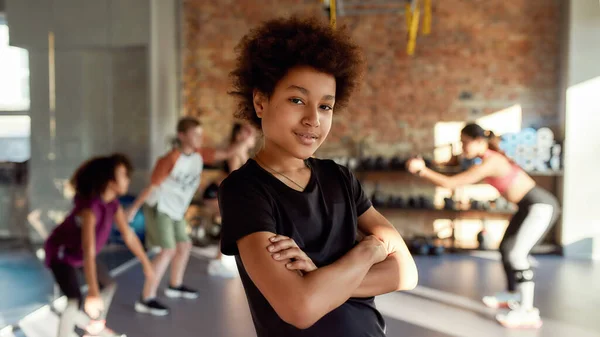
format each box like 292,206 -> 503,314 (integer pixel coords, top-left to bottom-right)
108,164 -> 130,196
461,133 -> 487,159
254,66 -> 335,160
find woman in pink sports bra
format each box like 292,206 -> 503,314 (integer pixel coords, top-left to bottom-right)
406,123 -> 560,329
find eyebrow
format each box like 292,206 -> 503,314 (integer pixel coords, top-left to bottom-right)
287,85 -> 335,101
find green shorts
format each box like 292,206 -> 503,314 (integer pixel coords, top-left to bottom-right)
143,205 -> 190,249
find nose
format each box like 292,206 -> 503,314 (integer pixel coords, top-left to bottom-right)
302,105 -> 320,128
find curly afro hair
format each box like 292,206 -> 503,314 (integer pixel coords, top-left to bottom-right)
229,16 -> 364,129
70,153 -> 133,200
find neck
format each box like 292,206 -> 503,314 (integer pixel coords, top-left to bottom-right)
101,190 -> 117,203
180,144 -> 195,155
256,141 -> 307,173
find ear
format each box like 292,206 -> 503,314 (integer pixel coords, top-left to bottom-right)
253,90 -> 267,119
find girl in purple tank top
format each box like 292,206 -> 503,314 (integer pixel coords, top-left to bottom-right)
44,154 -> 154,337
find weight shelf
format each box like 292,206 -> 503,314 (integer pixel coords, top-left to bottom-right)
376,207 -> 516,220
355,168 -> 563,180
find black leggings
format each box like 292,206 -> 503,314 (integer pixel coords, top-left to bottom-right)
50,259 -> 115,306
499,186 -> 560,291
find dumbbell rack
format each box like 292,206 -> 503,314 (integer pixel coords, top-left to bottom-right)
354,167 -> 563,253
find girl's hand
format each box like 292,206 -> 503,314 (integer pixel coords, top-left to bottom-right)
84,295 -> 104,319
406,157 -> 426,175
267,235 -> 317,275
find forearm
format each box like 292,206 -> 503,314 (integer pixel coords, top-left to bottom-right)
130,186 -> 155,211
124,231 -> 151,269
83,251 -> 100,296
299,244 -> 376,319
420,168 -> 455,189
351,251 -> 417,298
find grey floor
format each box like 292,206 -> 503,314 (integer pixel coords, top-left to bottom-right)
2,246 -> 600,337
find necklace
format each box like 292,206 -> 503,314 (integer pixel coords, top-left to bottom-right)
255,156 -> 308,191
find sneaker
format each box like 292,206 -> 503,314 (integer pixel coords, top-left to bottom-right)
208,259 -> 238,278
496,308 -> 543,329
134,298 -> 169,316
80,320 -> 126,337
482,291 -> 521,309
165,285 -> 199,299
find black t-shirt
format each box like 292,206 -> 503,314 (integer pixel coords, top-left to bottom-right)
219,158 -> 386,337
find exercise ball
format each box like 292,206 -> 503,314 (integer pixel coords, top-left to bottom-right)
110,195 -> 145,245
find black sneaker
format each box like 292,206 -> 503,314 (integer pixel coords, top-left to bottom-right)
134,298 -> 169,316
164,284 -> 199,299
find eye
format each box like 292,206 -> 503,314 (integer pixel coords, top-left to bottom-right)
289,98 -> 304,105
320,105 -> 333,111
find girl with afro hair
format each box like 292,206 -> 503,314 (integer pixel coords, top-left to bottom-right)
218,16 -> 418,336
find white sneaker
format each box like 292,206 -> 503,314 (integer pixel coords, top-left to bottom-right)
482,291 -> 521,309
496,307 -> 542,329
208,259 -> 238,278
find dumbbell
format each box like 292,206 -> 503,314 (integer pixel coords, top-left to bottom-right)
387,196 -> 406,209
430,244 -> 445,256
360,157 -> 376,171
371,193 -> 387,208
374,156 -> 389,171
419,196 -> 435,209
389,156 -> 406,171
408,196 -> 422,209
444,197 -> 456,210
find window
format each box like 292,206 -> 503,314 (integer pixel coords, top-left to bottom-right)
0,16 -> 30,111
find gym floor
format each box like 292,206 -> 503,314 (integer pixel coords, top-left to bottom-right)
2,245 -> 599,337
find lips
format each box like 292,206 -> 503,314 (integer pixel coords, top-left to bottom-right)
294,131 -> 318,140
293,131 -> 319,146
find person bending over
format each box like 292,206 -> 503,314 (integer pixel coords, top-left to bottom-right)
406,123 -> 560,329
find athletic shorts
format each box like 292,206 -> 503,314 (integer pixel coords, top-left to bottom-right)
50,259 -> 113,304
143,205 -> 190,249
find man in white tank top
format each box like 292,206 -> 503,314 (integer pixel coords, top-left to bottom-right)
126,117 -> 246,316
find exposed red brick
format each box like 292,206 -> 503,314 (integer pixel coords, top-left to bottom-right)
183,0 -> 561,157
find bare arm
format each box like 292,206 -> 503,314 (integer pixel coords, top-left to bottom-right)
114,206 -> 154,278
237,232 -> 387,329
80,209 -> 100,297
128,185 -> 156,212
202,143 -> 245,165
417,157 -> 497,189
352,207 -> 418,297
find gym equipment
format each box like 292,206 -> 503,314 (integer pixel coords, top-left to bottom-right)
371,192 -> 387,208
374,156 -> 389,170
387,196 -> 406,209
443,197 -> 456,210
520,128 -> 537,146
430,244 -> 445,256
536,127 -> 554,148
389,156 -> 405,171
550,156 -> 561,171
477,229 -> 493,250
110,195 -> 145,245
419,196 -> 434,209
409,236 -> 431,256
360,157 -> 376,171
408,196 -> 422,209
552,144 -> 562,156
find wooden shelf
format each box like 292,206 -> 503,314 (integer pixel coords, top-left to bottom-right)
376,207 -> 515,220
354,169 -> 563,181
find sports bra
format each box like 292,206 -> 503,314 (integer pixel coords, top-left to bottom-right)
481,150 -> 521,194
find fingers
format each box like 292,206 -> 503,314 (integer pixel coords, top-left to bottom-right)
269,234 -> 290,243
285,259 -> 317,273
267,235 -> 298,253
272,247 -> 305,261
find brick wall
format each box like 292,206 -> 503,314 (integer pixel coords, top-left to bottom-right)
182,0 -> 561,157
